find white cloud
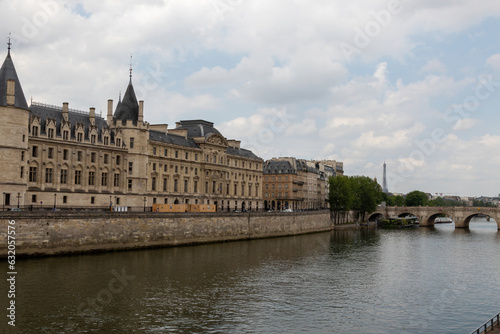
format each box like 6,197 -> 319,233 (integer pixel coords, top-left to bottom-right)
452,118 -> 478,131
420,59 -> 447,74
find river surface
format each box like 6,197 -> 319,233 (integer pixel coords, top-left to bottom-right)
5,218 -> 500,333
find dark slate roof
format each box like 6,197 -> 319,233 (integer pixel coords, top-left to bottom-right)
263,160 -> 296,174
149,130 -> 200,149
176,120 -> 221,138
114,79 -> 139,121
29,102 -> 112,142
0,50 -> 28,109
226,146 -> 260,160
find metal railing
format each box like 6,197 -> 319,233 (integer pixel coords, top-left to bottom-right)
471,312 -> 500,334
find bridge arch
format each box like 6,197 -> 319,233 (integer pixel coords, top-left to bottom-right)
368,212 -> 385,222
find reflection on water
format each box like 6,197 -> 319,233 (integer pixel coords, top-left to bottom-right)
11,220 -> 500,334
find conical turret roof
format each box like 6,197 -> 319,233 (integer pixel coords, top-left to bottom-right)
0,48 -> 28,109
114,76 -> 139,121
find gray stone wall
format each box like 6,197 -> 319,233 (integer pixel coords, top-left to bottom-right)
0,211 -> 332,257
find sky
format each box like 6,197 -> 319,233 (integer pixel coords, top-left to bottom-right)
1,0 -> 500,197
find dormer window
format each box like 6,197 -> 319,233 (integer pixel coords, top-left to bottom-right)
31,125 -> 38,136
77,132 -> 83,142
63,130 -> 69,140
104,136 -> 109,145
116,138 -> 121,147
91,134 -> 96,144
48,128 -> 54,139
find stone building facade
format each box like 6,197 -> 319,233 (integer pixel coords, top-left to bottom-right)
0,48 -> 263,212
263,157 -> 334,211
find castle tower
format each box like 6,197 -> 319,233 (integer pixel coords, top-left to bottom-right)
109,58 -> 149,198
0,38 -> 30,208
382,161 -> 388,193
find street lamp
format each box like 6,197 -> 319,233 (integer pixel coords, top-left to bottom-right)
109,195 -> 112,211
17,192 -> 21,208
143,197 -> 146,212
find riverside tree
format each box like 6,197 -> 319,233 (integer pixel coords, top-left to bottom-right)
404,190 -> 428,206
329,175 -> 383,224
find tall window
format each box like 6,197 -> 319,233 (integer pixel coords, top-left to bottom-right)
184,179 -> 188,192
74,170 -> 82,185
21,151 -> 24,161
113,173 -> 120,187
63,149 -> 68,160
60,169 -> 67,184
20,166 -> 24,178
101,172 -> 108,186
32,126 -> 38,136
32,146 -> 38,157
163,178 -> 167,191
91,134 -> 96,144
128,162 -> 133,173
63,130 -> 69,140
88,171 -> 95,186
174,179 -> 178,192
29,167 -> 37,182
116,138 -> 121,147
48,128 -> 54,138
104,154 -> 109,164
77,151 -> 82,162
91,152 -> 96,163
194,181 -> 198,193
116,155 -> 121,165
185,152 -> 188,159
77,132 -> 83,142
128,179 -> 132,190
152,177 -> 156,191
103,136 -> 108,145
45,168 -> 53,183
129,137 -> 134,148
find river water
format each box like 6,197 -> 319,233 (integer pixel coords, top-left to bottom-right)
6,218 -> 500,333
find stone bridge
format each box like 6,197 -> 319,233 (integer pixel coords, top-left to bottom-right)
370,206 -> 500,229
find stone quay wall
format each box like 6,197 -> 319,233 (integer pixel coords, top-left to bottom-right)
0,210 -> 332,257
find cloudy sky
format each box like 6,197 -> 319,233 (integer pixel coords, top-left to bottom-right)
2,0 -> 500,197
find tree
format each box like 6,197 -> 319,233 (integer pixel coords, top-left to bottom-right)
393,195 -> 405,206
404,190 -> 428,206
328,175 -> 352,224
349,176 -> 382,221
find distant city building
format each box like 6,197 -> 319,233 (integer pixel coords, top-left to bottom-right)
0,46 -> 263,211
263,157 -> 341,210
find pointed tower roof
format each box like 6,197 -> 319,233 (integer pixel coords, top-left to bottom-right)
0,38 -> 28,109
113,56 -> 139,122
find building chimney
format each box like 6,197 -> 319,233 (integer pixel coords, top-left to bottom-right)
89,107 -> 95,125
62,102 -> 69,122
6,79 -> 15,106
138,100 -> 144,123
107,99 -> 113,125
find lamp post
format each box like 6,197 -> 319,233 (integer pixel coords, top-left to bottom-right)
17,192 -> 21,208
109,195 -> 112,211
143,197 -> 146,212
53,193 -> 56,210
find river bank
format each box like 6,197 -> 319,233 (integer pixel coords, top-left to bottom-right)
0,210 -> 344,258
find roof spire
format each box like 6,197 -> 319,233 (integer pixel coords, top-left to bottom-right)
7,33 -> 11,55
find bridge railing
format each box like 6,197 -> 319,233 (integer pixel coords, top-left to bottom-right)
470,312 -> 500,334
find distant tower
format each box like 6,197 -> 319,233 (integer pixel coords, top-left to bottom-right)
382,161 -> 388,193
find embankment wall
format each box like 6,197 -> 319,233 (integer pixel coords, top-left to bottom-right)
0,210 -> 333,257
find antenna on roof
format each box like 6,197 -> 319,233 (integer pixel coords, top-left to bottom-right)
7,32 -> 11,54
129,53 -> 133,81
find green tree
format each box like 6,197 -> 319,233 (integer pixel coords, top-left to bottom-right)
328,175 -> 352,224
349,176 -> 383,221
393,195 -> 405,206
404,190 -> 428,206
